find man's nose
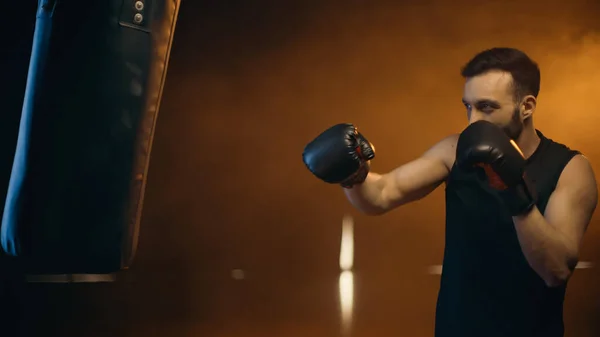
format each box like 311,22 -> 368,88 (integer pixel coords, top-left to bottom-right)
468,112 -> 489,125
468,115 -> 482,125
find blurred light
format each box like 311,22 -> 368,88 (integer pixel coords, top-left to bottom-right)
340,214 -> 354,271
339,270 -> 354,336
339,214 -> 355,336
231,269 -> 245,280
427,261 -> 593,275
575,261 -> 593,269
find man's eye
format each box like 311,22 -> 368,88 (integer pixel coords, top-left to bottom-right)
477,103 -> 494,111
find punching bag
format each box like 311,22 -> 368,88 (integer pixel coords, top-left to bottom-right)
1,0 -> 180,278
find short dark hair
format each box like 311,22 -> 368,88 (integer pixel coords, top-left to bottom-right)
461,47 -> 541,101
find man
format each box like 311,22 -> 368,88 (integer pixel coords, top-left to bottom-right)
302,47 -> 598,337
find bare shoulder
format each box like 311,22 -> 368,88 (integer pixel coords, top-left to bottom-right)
554,154 -> 598,216
423,134 -> 459,170
558,154 -> 598,191
546,154 -> 598,239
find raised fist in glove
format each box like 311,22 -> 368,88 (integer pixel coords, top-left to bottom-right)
302,123 -> 375,188
456,120 -> 536,215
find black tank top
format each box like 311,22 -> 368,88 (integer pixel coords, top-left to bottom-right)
435,130 -> 580,337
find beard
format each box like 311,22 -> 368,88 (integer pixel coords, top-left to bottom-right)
502,105 -> 524,140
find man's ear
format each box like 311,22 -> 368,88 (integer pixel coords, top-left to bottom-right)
521,95 -> 537,120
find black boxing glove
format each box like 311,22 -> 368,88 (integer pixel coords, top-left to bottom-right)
456,120 -> 536,215
302,123 -> 375,188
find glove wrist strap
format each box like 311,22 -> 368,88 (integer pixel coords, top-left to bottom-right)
340,162 -> 370,188
501,173 -> 537,216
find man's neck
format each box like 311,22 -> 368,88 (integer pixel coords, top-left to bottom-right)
515,126 -> 541,159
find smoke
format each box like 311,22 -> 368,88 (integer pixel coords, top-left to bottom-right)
205,0 -> 600,163
155,0 -> 600,269
146,1 -> 600,334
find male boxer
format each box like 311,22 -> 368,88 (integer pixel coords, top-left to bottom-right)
302,48 -> 598,337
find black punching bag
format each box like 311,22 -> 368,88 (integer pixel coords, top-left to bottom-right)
1,0 -> 180,278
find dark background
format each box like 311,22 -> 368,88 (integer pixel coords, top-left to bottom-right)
2,0 -> 600,336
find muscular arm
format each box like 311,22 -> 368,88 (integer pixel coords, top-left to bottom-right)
513,155 -> 598,287
344,135 -> 458,215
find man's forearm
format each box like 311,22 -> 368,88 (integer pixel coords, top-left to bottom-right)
343,173 -> 389,215
512,207 -> 577,287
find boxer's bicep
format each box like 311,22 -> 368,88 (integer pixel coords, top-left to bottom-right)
544,155 -> 598,257
383,134 -> 458,208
